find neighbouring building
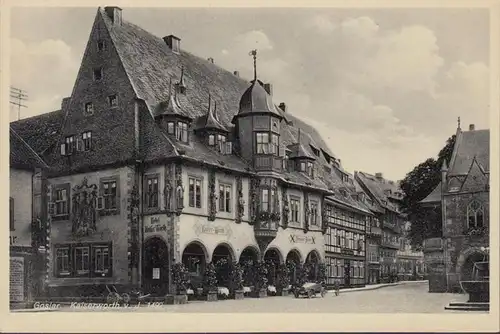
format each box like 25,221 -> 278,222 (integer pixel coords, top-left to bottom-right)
355,172 -> 422,283
11,7 -> 377,298
420,123 -> 489,292
9,127 -> 49,307
396,222 -> 426,281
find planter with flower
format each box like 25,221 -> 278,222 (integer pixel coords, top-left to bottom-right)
167,262 -> 189,304
252,261 -> 268,298
229,262 -> 245,300
276,263 -> 291,296
203,262 -> 218,302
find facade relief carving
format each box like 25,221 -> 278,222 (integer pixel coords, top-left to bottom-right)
71,177 -> 98,237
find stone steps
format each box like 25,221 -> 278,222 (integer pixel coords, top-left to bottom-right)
445,302 -> 489,311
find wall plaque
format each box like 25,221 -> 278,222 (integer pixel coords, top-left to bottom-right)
144,216 -> 168,234
194,223 -> 232,237
289,234 -> 316,244
10,257 -> 24,302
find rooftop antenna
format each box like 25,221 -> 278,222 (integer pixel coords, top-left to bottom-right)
10,86 -> 28,121
249,49 -> 257,81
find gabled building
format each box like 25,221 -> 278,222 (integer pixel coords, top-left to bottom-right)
421,123 -> 489,292
10,7 -> 375,297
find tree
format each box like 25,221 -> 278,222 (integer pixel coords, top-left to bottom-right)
400,135 -> 456,247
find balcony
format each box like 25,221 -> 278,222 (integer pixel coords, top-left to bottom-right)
253,214 -> 279,240
254,155 -> 282,172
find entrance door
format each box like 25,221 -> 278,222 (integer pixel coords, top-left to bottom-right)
142,237 -> 169,296
344,260 -> 351,287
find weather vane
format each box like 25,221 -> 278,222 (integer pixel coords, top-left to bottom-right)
249,49 -> 257,81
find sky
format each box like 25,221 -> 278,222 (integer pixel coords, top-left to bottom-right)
9,6 -> 490,181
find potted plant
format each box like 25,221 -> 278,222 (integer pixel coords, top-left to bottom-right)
203,262 -> 218,301
167,262 -> 189,304
276,264 -> 290,296
229,262 -> 245,300
252,261 -> 268,298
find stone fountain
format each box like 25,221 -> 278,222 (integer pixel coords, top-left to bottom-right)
445,247 -> 489,311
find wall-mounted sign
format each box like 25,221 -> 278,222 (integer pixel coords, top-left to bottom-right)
289,234 -> 316,244
194,223 -> 232,238
144,216 -> 168,234
10,257 -> 24,302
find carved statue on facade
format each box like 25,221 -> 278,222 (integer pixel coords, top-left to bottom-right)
236,176 -> 244,223
303,192 -> 310,233
175,163 -> 184,215
208,170 -> 217,221
164,165 -> 173,214
282,186 -> 289,229
71,177 -> 98,237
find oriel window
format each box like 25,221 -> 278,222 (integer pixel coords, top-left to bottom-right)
146,177 -> 159,208
176,122 -> 188,142
256,133 -> 269,154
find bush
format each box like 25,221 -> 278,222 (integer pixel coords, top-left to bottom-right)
229,262 -> 244,293
203,262 -> 218,293
253,261 -> 268,290
171,262 -> 189,295
276,263 -> 290,290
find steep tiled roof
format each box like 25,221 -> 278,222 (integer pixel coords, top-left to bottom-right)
355,171 -> 401,213
236,79 -> 283,119
448,129 -> 489,175
420,182 -> 441,204
10,127 -> 48,170
10,109 -> 65,156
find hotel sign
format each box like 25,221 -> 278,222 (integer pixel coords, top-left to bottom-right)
289,234 -> 316,244
194,223 -> 232,238
144,216 -> 168,234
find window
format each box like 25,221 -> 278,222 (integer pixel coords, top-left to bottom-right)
300,162 -> 306,172
261,188 -> 269,212
108,95 -> 117,108
283,155 -> 289,170
217,134 -> 227,152
146,176 -> 159,208
218,183 -> 232,213
101,178 -> 119,213
310,201 -> 319,225
188,177 -> 202,208
55,187 -> 69,216
65,135 -> 76,154
97,39 -> 105,51
256,132 -> 269,154
208,134 -> 215,146
467,200 -> 484,228
270,133 -> 279,155
306,162 -> 314,177
93,67 -> 103,81
167,122 -> 175,135
176,122 -> 188,142
82,131 -> 92,151
74,246 -> 90,276
9,197 -> 14,231
84,102 -> 94,115
94,244 -> 111,277
290,197 -> 300,223
55,247 -> 71,277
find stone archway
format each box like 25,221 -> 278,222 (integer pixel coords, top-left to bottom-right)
305,250 -> 321,282
213,243 -> 235,287
264,248 -> 283,287
182,241 -> 208,289
142,237 -> 169,296
240,246 -> 259,286
286,249 -> 302,286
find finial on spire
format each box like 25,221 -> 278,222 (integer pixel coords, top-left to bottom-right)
298,128 -> 301,144
249,49 -> 257,81
457,116 -> 461,129
168,76 -> 172,96
208,93 -> 212,111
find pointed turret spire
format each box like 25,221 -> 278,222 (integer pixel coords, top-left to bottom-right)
194,93 -> 228,132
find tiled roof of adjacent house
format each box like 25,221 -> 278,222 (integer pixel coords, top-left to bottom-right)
420,182 -> 442,204
10,109 -> 65,156
355,171 -> 401,213
10,127 -> 49,170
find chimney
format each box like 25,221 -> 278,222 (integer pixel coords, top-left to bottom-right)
207,57 -> 214,63
263,83 -> 273,96
104,6 -> 122,26
279,102 -> 287,112
163,35 -> 181,53
233,71 -> 239,77
469,124 -> 475,131
61,97 -> 71,111
375,172 -> 383,179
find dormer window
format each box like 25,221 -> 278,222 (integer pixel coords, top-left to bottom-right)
167,122 -> 175,135
217,134 -> 226,151
306,162 -> 314,177
208,134 -> 215,146
300,161 -> 306,172
176,121 -> 188,142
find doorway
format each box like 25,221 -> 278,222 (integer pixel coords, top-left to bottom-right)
344,260 -> 351,287
142,237 -> 169,296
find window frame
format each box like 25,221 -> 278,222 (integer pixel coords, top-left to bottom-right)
218,182 -> 232,213
84,102 -> 94,116
65,135 -> 76,155
52,183 -> 70,221
99,176 -> 120,215
54,243 -> 113,278
82,131 -> 92,151
467,200 -> 484,229
176,121 -> 188,143
97,39 -> 105,52
188,176 -> 203,209
309,200 -> 319,226
108,94 -> 118,108
93,67 -> 103,81
144,174 -> 160,209
289,196 -> 301,224
255,132 -> 270,154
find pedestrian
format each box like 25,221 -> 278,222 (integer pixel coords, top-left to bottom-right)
333,280 -> 340,296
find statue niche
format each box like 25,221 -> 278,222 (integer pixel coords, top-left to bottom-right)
71,177 -> 98,237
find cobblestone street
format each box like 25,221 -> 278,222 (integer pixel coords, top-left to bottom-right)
29,281 -> 478,314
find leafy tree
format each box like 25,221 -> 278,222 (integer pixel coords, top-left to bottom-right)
400,135 -> 456,247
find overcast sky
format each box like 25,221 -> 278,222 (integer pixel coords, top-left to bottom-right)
9,6 -> 490,181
